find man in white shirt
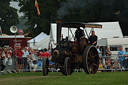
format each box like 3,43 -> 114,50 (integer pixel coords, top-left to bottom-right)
22,47 -> 29,71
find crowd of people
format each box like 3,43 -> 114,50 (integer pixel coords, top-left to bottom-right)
98,46 -> 128,72
0,46 -> 128,75
0,46 -> 51,74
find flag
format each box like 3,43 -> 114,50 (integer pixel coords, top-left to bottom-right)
0,26 -> 2,35
35,0 -> 40,15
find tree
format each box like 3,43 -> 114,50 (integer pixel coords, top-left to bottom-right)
19,0 -> 59,37
19,0 -> 128,36
0,0 -> 19,35
60,0 -> 128,36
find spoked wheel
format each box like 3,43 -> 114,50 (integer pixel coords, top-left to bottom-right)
64,57 -> 72,76
42,57 -> 49,76
83,45 -> 99,74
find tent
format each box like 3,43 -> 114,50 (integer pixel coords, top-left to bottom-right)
36,36 -> 50,49
27,32 -> 49,49
49,21 -> 123,48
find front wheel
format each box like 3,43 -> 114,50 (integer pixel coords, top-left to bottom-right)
64,57 -> 72,75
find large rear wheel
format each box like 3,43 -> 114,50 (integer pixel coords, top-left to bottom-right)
42,57 -> 49,76
83,45 -> 99,74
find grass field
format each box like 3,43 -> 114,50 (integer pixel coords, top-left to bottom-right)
0,71 -> 128,85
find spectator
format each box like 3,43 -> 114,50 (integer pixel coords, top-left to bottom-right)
0,49 -> 6,74
7,49 -> 12,73
105,57 -> 112,69
16,46 -> 23,72
27,51 -> 32,72
28,47 -> 32,54
99,60 -> 104,71
88,31 -> 98,46
40,48 -> 51,59
22,47 -> 29,72
117,46 -> 125,69
105,46 -> 112,57
31,50 -> 38,64
124,47 -> 128,69
112,60 -> 120,71
37,49 -> 42,58
97,46 -> 102,57
2,50 -> 6,65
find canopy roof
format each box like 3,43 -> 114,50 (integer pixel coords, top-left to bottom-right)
50,21 -> 123,46
62,22 -> 102,28
28,32 -> 48,43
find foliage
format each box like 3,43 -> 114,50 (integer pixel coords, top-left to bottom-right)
19,0 -> 59,37
18,0 -> 128,37
0,0 -> 19,35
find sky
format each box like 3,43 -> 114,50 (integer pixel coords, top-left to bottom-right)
10,2 -> 24,17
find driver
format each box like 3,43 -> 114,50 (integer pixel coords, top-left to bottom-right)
88,31 -> 98,46
75,27 -> 85,42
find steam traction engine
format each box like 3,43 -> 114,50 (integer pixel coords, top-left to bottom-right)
42,22 -> 102,76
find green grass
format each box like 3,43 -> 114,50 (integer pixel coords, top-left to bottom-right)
0,71 -> 128,85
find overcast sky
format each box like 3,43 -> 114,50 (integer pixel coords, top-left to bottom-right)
10,2 -> 24,17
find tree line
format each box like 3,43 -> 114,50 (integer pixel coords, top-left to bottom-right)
1,0 -> 128,37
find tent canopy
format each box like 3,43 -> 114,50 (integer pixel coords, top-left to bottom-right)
28,32 -> 48,43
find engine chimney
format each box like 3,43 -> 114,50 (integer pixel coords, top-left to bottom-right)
56,19 -> 63,46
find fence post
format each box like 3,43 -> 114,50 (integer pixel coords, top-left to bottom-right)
14,56 -> 17,72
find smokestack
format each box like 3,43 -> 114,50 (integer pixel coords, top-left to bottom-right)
56,19 -> 63,45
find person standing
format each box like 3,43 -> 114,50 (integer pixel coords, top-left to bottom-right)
1,50 -> 6,73
97,46 -> 102,57
7,49 -> 12,73
124,47 -> 128,69
40,48 -> 51,59
105,46 -> 112,57
31,50 -> 38,64
16,46 -> 23,72
117,46 -> 125,69
22,47 -> 29,72
88,31 -> 98,46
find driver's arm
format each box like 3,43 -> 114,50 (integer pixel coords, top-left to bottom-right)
92,41 -> 97,45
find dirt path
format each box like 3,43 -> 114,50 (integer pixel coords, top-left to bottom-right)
0,75 -> 59,82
